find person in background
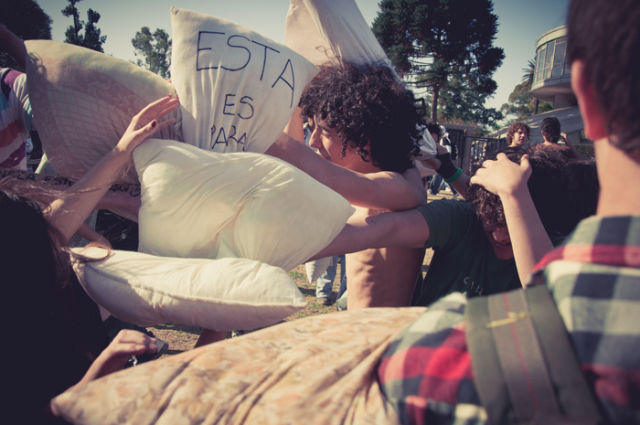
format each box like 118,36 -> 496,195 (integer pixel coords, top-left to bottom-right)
506,121 -> 530,147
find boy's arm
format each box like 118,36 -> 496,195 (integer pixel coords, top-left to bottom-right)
470,153 -> 553,285
266,133 -> 426,210
310,208 -> 430,259
419,143 -> 470,199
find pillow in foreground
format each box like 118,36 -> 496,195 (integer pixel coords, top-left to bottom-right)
72,247 -> 305,331
170,7 -> 318,153
135,139 -> 354,271
52,307 -> 424,425
25,40 -> 181,183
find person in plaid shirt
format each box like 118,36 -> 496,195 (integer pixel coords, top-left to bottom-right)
377,0 -> 640,423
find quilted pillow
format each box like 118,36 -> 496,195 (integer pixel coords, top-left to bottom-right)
25,40 -> 181,183
134,138 -> 354,271
72,247 -> 305,331
52,307 -> 424,425
170,7 -> 318,153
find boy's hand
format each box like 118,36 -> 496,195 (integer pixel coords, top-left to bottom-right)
470,153 -> 531,198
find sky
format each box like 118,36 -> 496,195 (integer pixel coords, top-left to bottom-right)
36,0 -> 569,116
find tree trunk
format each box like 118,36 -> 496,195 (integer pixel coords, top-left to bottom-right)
431,86 -> 439,123
534,98 -> 539,115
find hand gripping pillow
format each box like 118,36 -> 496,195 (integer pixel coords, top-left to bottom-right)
71,247 -> 306,331
135,139 -> 354,271
170,7 -> 318,153
25,40 -> 181,183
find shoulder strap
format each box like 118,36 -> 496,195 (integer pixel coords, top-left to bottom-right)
465,283 -> 603,424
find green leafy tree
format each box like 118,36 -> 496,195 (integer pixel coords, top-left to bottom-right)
0,0 -> 51,69
131,27 -> 171,79
62,0 -> 106,52
500,59 -> 552,119
373,0 -> 504,124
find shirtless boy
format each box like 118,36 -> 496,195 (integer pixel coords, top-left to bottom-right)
299,61 -> 425,309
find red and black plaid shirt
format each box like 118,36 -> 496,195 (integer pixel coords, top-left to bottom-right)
378,216 -> 640,424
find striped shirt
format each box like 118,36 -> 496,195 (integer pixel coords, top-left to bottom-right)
0,68 -> 32,170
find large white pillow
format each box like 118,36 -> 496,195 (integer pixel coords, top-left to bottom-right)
285,0 -> 392,67
170,7 -> 318,153
25,40 -> 181,183
72,247 -> 305,331
134,138 -> 354,271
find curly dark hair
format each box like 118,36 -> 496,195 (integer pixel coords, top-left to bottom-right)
506,122 -> 530,144
299,62 -> 421,173
567,0 -> 640,158
467,145 -> 598,242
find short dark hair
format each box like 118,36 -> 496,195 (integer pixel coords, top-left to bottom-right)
567,0 -> 640,157
506,122 -> 530,144
541,117 -> 561,143
468,146 -> 598,241
299,62 -> 421,173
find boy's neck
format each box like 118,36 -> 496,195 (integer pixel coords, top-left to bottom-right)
595,139 -> 640,216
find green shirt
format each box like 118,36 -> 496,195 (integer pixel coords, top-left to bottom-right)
412,199 -> 520,306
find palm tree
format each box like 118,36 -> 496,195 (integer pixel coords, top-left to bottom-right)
522,58 -> 539,114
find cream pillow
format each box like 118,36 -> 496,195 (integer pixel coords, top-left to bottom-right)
25,40 -> 181,183
170,7 -> 318,153
285,0 -> 392,67
135,138 -> 354,271
72,247 -> 305,331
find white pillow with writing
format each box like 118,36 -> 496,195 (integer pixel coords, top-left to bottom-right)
135,139 -> 354,271
170,7 -> 318,153
72,247 -> 305,331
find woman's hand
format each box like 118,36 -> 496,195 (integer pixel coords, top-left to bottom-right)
470,153 -> 531,198
114,95 -> 179,156
78,330 -> 160,385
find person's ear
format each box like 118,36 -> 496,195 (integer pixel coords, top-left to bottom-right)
571,60 -> 608,141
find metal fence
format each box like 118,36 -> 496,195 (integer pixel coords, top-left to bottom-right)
458,136 -> 507,175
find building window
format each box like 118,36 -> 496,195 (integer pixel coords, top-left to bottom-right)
534,36 -> 569,83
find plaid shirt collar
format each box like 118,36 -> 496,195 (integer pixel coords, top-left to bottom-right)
533,216 -> 640,272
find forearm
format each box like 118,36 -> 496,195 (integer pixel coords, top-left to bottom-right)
267,133 -> 424,210
449,172 -> 470,199
500,191 -> 553,285
310,209 -> 428,259
46,149 -> 131,242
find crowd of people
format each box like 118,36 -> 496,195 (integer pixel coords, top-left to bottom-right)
1,0 -> 639,423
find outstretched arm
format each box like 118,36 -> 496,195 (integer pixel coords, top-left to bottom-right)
266,133 -> 426,210
311,208 -> 430,260
45,96 -> 178,242
470,153 -> 553,285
